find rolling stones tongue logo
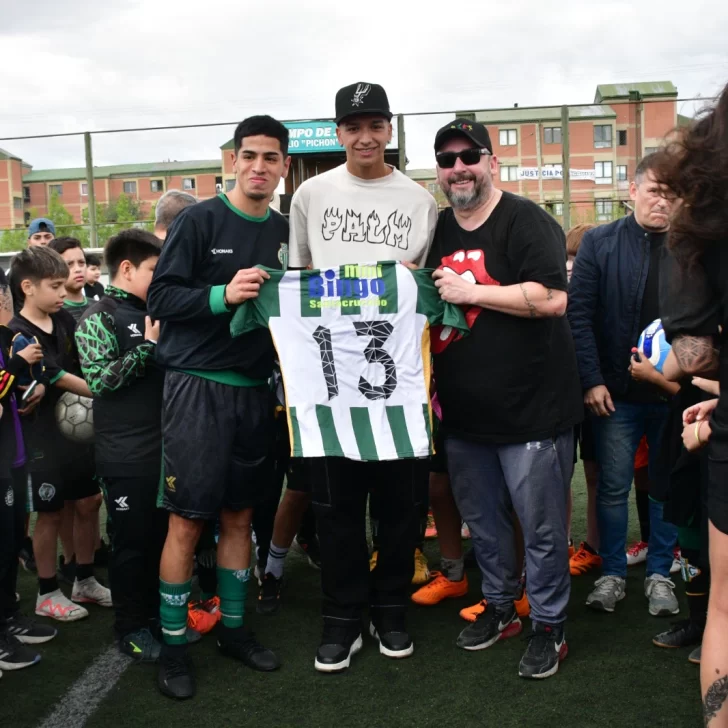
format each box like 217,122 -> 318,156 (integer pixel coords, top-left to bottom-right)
431,249 -> 500,353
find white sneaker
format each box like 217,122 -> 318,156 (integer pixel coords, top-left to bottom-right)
586,575 -> 626,612
626,541 -> 648,566
36,589 -> 89,622
72,577 -> 112,607
645,574 -> 679,617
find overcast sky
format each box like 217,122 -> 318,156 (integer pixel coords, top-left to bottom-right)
1,0 -> 727,175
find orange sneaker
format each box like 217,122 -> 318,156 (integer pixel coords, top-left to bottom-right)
411,571 -> 468,605
570,542 -> 602,576
187,596 -> 221,635
515,591 -> 530,618
460,599 -> 487,622
425,510 -> 438,540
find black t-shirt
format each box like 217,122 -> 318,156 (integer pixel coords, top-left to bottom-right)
426,192 -> 583,444
147,194 -> 288,378
660,244 -> 726,458
64,298 -> 90,325
8,308 -> 83,470
84,282 -> 105,301
623,232 -> 668,403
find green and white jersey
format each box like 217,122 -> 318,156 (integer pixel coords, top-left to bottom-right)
231,261 -> 468,462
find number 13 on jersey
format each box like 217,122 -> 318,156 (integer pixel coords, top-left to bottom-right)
230,262 -> 468,462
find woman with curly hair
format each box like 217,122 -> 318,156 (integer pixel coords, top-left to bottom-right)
658,82 -> 728,726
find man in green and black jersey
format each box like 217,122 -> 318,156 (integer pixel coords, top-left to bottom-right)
76,229 -> 166,660
147,115 -> 290,700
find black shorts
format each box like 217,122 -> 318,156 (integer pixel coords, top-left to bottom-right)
286,458 -> 312,493
160,371 -> 274,520
575,416 -> 596,463
273,414 -> 311,494
430,425 -> 448,475
28,458 -> 99,513
708,458 -> 728,535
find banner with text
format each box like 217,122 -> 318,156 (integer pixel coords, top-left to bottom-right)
285,122 -> 344,154
517,167 -> 596,181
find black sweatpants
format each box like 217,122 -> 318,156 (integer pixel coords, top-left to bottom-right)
101,473 -> 168,637
0,469 -> 26,627
309,457 -> 428,625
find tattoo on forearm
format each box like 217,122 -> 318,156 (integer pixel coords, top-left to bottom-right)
673,335 -> 718,375
546,288 -> 554,301
519,283 -> 537,319
703,674 -> 728,725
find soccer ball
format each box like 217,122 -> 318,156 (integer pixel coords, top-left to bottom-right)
55,392 -> 94,444
637,319 -> 671,373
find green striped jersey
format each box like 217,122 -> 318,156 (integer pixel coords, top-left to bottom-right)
231,261 -> 468,461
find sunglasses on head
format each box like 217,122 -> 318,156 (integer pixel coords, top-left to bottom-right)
436,148 -> 491,169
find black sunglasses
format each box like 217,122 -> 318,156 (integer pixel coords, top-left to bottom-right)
436,148 -> 491,168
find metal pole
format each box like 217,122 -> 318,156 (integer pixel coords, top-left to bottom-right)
84,132 -> 97,248
561,106 -> 571,229
397,114 -> 406,172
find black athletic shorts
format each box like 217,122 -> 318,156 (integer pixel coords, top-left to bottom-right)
430,425 -> 448,475
708,458 -> 728,536
28,457 -> 99,513
575,416 -> 596,463
160,371 -> 274,520
273,414 -> 311,494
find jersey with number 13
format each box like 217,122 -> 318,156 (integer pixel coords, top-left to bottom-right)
230,261 -> 468,462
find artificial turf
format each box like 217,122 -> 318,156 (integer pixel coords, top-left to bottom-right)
5,468 -> 702,728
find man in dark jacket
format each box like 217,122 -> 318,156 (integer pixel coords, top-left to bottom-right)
568,153 -> 679,616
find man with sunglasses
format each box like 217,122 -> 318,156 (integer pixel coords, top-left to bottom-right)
427,119 -> 582,679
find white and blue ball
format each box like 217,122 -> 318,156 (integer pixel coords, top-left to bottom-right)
637,319 -> 671,373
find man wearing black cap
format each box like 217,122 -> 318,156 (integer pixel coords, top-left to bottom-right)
282,82 -> 436,673
427,119 -> 582,679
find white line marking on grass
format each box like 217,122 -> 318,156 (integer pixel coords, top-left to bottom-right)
37,646 -> 132,728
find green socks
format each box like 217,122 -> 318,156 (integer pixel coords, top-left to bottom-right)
159,579 -> 192,646
217,567 -> 249,629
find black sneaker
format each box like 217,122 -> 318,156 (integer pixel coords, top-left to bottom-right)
294,534 -> 322,570
119,628 -> 162,662
369,612 -> 413,659
94,541 -> 111,568
314,623 -> 363,673
257,572 -> 283,616
5,614 -> 57,645
217,625 -> 280,671
158,643 -> 195,700
18,539 -> 36,573
58,555 -> 76,585
456,602 -> 522,651
653,619 -> 704,649
518,622 -> 568,679
0,632 -> 41,670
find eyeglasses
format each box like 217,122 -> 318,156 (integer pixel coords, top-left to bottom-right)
436,148 -> 491,169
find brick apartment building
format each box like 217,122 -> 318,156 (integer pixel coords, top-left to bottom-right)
0,80 -> 685,232
408,81 -> 686,223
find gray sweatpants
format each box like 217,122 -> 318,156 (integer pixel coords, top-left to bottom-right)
445,430 -> 573,625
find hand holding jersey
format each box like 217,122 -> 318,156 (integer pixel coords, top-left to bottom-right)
225,267 -> 271,305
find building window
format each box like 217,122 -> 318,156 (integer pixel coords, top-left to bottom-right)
544,127 -> 562,145
123,181 -> 137,195
13,197 -> 22,210
182,178 -> 196,191
23,186 -> 30,203
225,179 -> 236,192
547,202 -> 564,216
49,184 -> 62,197
150,179 -> 164,193
499,129 -> 517,146
616,165 -> 628,182
594,161 -> 613,184
618,130 -> 628,146
644,147 -> 659,155
80,182 -> 88,196
215,176 -> 223,193
427,183 -> 439,195
594,125 -> 613,149
24,211 -> 31,225
596,199 -> 614,221
500,165 -> 518,182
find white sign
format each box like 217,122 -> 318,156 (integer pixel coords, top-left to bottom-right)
515,167 -> 595,181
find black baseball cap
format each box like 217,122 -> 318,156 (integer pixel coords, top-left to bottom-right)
434,118 -> 493,153
335,82 -> 393,125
